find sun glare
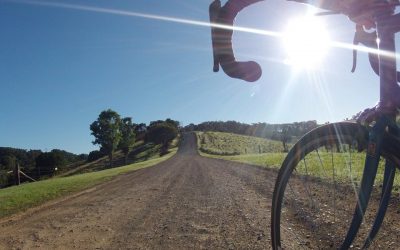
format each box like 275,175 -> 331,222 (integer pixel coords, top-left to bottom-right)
283,16 -> 331,69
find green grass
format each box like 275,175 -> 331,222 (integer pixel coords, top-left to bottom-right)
203,149 -> 400,190
196,131 -> 284,155
296,151 -> 400,187
0,148 -> 177,218
195,130 -> 287,170
204,152 -> 286,168
196,131 -> 400,190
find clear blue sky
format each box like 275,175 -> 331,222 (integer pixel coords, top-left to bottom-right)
1,0 -> 399,154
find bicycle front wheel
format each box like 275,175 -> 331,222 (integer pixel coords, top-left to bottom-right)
271,122 -> 397,249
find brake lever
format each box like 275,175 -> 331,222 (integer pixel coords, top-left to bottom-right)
351,25 -> 363,73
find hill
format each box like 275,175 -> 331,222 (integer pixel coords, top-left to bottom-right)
60,138 -> 178,176
196,131 -> 285,156
184,120 -> 318,142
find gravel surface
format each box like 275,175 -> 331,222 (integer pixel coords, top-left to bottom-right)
0,133 -> 276,249
1,133 -> 399,249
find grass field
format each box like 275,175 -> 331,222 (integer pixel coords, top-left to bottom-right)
196,131 -> 288,172
196,131 -> 284,155
204,152 -> 285,168
0,148 -> 177,219
197,131 -> 400,190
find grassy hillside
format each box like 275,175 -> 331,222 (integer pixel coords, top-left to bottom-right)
196,131 -> 285,156
198,132 -> 400,190
208,153 -> 286,169
59,137 -> 179,176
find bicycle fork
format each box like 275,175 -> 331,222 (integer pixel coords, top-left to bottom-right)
341,116 -> 397,249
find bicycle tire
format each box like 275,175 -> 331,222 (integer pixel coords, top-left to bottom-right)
271,122 -> 400,249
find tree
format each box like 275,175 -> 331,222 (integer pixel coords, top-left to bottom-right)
165,118 -> 180,129
145,122 -> 178,155
134,123 -> 147,141
119,117 -> 136,164
281,126 -> 291,152
87,150 -> 105,162
0,155 -> 16,170
149,120 -> 165,127
90,109 -> 122,167
0,170 -> 11,188
35,151 -> 66,177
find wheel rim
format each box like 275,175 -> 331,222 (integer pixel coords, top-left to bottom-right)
271,123 -> 399,249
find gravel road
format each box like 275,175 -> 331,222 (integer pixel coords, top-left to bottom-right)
0,133 -> 277,249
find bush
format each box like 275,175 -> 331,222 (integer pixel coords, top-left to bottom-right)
0,170 -> 13,188
145,123 -> 178,155
87,150 -> 105,162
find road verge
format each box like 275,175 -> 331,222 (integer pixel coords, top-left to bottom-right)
0,148 -> 177,219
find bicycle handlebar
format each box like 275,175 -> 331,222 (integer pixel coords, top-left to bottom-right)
210,0 -> 264,82
210,0 -> 399,83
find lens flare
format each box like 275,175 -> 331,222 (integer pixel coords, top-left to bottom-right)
283,16 -> 331,69
8,0 -> 399,63
9,0 -> 280,37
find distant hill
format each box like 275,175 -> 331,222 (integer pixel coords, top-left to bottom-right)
184,120 -> 318,143
196,131 -> 285,156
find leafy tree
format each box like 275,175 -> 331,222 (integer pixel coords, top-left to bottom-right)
35,151 -> 66,177
280,126 -> 291,152
149,120 -> 165,127
145,122 -> 178,155
0,155 -> 16,170
90,109 -> 122,167
119,117 -> 136,164
0,170 -> 12,188
165,118 -> 180,129
87,150 -> 105,162
185,123 -> 195,132
135,123 -> 147,141
50,149 -> 87,165
77,154 -> 88,161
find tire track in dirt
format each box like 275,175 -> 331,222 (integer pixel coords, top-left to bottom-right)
0,133 -> 278,249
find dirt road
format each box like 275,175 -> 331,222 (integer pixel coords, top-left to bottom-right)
0,133 -> 277,249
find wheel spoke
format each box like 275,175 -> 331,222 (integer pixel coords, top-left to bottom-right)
271,123 -> 396,249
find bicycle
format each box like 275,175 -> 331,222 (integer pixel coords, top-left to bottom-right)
209,0 -> 400,248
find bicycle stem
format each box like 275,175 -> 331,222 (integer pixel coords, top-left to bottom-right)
341,116 -> 388,249
340,11 -> 399,248
377,12 -> 399,113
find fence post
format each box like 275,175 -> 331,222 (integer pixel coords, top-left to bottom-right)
14,163 -> 20,186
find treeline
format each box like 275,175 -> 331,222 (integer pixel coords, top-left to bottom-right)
183,120 -> 318,140
88,109 -> 179,167
0,148 -> 87,188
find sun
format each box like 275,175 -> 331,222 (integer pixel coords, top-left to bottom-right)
282,16 -> 331,69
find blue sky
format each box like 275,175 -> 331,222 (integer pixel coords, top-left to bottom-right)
1,0 -> 399,154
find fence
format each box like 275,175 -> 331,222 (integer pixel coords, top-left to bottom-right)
5,163 -> 36,186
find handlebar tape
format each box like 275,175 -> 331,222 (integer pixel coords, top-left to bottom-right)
209,0 -> 221,73
210,0 -> 264,82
